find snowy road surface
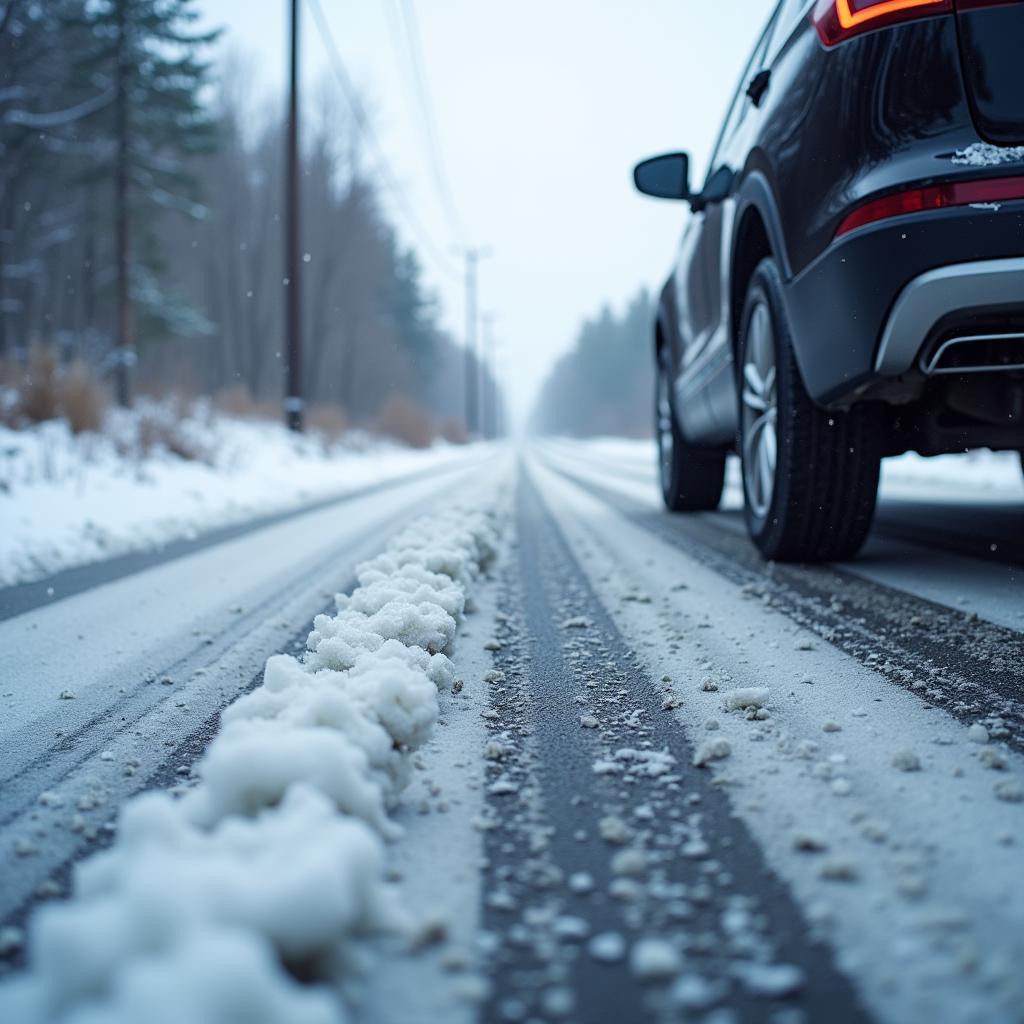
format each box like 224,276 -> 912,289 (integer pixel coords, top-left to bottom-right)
1,441 -> 1023,1024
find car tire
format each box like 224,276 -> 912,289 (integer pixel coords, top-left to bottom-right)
737,257 -> 882,562
656,351 -> 726,512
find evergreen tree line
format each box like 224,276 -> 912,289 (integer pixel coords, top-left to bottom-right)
0,0 -> 499,436
529,289 -> 653,438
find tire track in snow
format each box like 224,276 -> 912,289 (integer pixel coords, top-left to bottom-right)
0,468 -> 493,936
0,452 -> 491,623
476,471 -> 867,1023
535,453 -> 1024,753
0,609 -> 326,961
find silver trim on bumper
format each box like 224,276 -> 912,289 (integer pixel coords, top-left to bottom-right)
873,257 -> 1024,376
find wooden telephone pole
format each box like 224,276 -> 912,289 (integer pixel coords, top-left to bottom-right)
284,0 -> 304,431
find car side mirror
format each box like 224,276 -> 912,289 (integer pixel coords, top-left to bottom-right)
689,165 -> 734,212
633,152 -> 691,201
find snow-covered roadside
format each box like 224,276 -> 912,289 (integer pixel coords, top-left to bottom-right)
528,457 -> 1024,1024
548,436 -> 1024,503
0,410 -> 481,588
880,449 -> 1023,501
0,465 -> 510,1024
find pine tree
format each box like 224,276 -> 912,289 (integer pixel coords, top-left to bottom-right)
382,237 -> 440,381
0,0 -> 97,357
68,0 -> 220,405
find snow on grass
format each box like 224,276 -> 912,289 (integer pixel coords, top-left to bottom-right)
0,403 -> 476,587
0,483 -> 504,1023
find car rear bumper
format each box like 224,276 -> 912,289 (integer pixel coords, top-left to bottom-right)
874,257 -> 1024,375
783,202 -> 1024,406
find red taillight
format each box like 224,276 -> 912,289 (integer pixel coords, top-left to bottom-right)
835,176 -> 1024,237
812,0 -> 952,45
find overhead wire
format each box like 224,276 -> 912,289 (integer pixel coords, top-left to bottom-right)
392,0 -> 465,241
304,0 -> 460,280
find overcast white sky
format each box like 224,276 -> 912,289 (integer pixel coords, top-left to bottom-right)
197,0 -> 776,423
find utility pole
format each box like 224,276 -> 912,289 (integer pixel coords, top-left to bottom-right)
481,312 -> 497,440
284,0 -> 304,432
114,0 -> 133,407
459,246 -> 490,438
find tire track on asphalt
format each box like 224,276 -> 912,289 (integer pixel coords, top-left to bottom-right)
477,470 -> 868,1023
534,453 -> 1024,753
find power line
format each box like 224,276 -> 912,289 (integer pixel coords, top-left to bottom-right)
392,0 -> 464,241
305,0 -> 459,281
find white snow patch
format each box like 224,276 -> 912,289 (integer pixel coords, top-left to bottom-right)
587,932 -> 626,962
733,962 -> 804,997
692,737 -> 732,767
952,143 -> 1024,167
892,749 -> 922,772
723,687 -> 770,711
629,938 -> 682,980
967,723 -> 989,745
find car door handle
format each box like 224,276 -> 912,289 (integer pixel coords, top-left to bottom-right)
746,69 -> 771,107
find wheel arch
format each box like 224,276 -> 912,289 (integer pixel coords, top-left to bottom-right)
729,172 -> 791,364
655,277 -> 678,368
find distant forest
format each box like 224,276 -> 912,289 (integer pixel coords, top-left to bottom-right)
530,289 -> 653,438
0,0 -> 499,437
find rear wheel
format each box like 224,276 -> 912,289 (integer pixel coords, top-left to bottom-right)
738,258 -> 882,561
656,352 -> 725,511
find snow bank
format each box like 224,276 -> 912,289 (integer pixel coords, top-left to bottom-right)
880,448 -> 1022,498
0,491 -> 503,1023
0,405 -> 475,587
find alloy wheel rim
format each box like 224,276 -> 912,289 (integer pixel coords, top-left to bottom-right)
657,364 -> 674,490
741,301 -> 778,521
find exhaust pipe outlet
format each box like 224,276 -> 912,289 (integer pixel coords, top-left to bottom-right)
922,332 -> 1024,375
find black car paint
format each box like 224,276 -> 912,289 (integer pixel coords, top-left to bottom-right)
655,0 -> 1024,454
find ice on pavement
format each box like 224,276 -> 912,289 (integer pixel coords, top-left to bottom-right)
0,486 -> 502,1023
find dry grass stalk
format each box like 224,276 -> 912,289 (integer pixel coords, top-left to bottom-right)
375,394 -> 435,449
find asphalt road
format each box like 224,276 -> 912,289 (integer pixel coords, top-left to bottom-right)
3,443 -> 1022,1023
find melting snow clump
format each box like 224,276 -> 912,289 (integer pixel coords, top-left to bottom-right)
892,749 -> 922,772
734,962 -> 804,997
967,723 -> 989,745
994,779 -> 1024,803
693,737 -> 732,767
723,687 -> 770,711
588,932 -> 627,962
630,938 -> 682,980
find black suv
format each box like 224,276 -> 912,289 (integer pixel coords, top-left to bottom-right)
634,0 -> 1024,562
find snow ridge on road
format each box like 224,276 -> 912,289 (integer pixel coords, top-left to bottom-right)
0,473 -> 507,1024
